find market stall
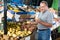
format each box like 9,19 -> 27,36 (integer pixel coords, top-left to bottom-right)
0,0 -> 60,40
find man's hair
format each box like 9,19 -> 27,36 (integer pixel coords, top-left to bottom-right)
40,1 -> 48,6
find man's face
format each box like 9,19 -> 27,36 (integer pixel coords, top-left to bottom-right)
39,3 -> 47,12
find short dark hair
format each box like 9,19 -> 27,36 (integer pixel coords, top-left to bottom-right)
40,1 -> 48,6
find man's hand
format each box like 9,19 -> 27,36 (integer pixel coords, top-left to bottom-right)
27,21 -> 37,25
35,18 -> 41,23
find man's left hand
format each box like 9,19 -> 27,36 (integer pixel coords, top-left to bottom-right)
35,18 -> 41,23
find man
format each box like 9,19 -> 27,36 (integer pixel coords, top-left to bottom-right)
35,1 -> 53,40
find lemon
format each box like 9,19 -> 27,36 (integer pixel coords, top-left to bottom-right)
12,34 -> 17,37
28,31 -> 32,34
13,9 -> 20,12
10,8 -> 13,10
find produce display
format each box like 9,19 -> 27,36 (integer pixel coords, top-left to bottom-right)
7,21 -> 36,38
7,5 -> 20,12
0,3 -> 36,39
